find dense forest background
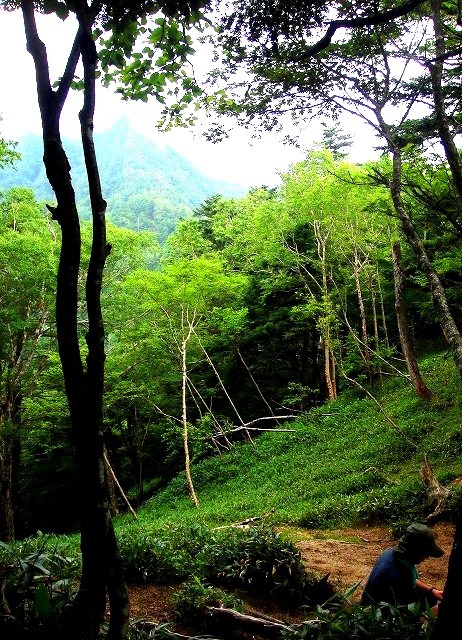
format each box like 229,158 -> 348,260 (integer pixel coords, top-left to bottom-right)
2,141 -> 461,538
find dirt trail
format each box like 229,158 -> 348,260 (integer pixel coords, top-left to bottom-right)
297,522 -> 452,598
128,522 -> 454,628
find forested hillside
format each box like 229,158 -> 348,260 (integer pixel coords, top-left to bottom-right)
0,118 -> 245,241
2,148 -> 461,539
1,1 -> 462,639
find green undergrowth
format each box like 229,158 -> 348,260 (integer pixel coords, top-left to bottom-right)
1,351 -> 459,638
127,350 -> 462,533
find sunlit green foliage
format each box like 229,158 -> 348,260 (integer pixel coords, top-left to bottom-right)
131,350 -> 461,529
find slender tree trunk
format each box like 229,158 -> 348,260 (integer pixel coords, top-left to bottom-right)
236,346 -> 276,417
313,221 -> 337,400
370,277 -> 379,351
392,242 -> 433,399
104,447 -> 120,517
428,0 -> 462,203
21,3 -> 129,638
376,266 -> 390,349
311,327 -> 322,398
181,312 -> 199,507
375,109 -> 462,377
370,273 -> 383,384
353,253 -> 371,377
324,338 -> 337,401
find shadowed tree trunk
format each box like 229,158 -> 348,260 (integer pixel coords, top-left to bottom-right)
21,2 -> 129,638
430,518 -> 462,639
0,422 -> 20,542
392,242 -> 433,400
425,9 -> 462,623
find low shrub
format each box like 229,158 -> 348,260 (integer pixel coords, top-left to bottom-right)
283,589 -> 434,639
355,482 -> 427,525
297,481 -> 429,529
118,529 -> 191,584
445,484 -> 462,522
0,537 -> 80,639
199,525 -> 334,604
119,523 -> 332,604
171,577 -> 243,627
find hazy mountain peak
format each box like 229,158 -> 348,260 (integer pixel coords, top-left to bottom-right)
0,118 -> 246,242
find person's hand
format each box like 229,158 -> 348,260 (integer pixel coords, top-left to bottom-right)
431,588 -> 443,601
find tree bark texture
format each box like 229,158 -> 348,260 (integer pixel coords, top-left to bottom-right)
0,430 -> 20,542
391,242 -> 433,399
324,339 -> 337,401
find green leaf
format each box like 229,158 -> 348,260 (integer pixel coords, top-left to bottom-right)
43,0 -> 69,20
34,584 -> 51,618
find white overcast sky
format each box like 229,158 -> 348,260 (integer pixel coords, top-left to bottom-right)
0,8 -> 373,188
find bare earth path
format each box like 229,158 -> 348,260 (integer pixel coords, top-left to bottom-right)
127,522 -> 454,630
296,522 -> 452,597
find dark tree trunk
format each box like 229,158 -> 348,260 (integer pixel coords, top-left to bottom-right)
430,517 -> 462,639
21,2 -> 129,638
310,326 -> 322,399
413,7 -> 462,634
0,390 -> 21,542
76,6 -> 129,639
429,0 -> 462,205
391,242 -> 433,399
0,431 -> 20,542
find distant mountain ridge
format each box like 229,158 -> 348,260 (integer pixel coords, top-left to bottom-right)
0,118 -> 246,241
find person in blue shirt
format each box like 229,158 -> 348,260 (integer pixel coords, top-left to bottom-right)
361,523 -> 444,615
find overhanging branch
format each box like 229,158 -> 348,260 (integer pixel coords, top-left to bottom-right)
292,0 -> 427,60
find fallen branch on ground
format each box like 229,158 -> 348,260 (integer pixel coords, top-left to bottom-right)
213,509 -> 275,530
207,606 -> 320,638
131,619 -> 221,639
233,415 -> 298,429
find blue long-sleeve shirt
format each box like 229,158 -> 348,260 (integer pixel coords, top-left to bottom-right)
361,548 -> 418,606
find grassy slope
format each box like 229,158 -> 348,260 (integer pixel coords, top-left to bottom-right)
128,350 -> 462,533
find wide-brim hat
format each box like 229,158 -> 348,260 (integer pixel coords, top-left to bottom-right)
395,523 -> 444,558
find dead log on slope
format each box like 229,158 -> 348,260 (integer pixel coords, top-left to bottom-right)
421,455 -> 451,522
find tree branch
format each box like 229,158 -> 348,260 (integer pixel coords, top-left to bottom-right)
292,0 -> 427,60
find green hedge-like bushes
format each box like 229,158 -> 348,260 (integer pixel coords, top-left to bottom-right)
119,523 -> 333,604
